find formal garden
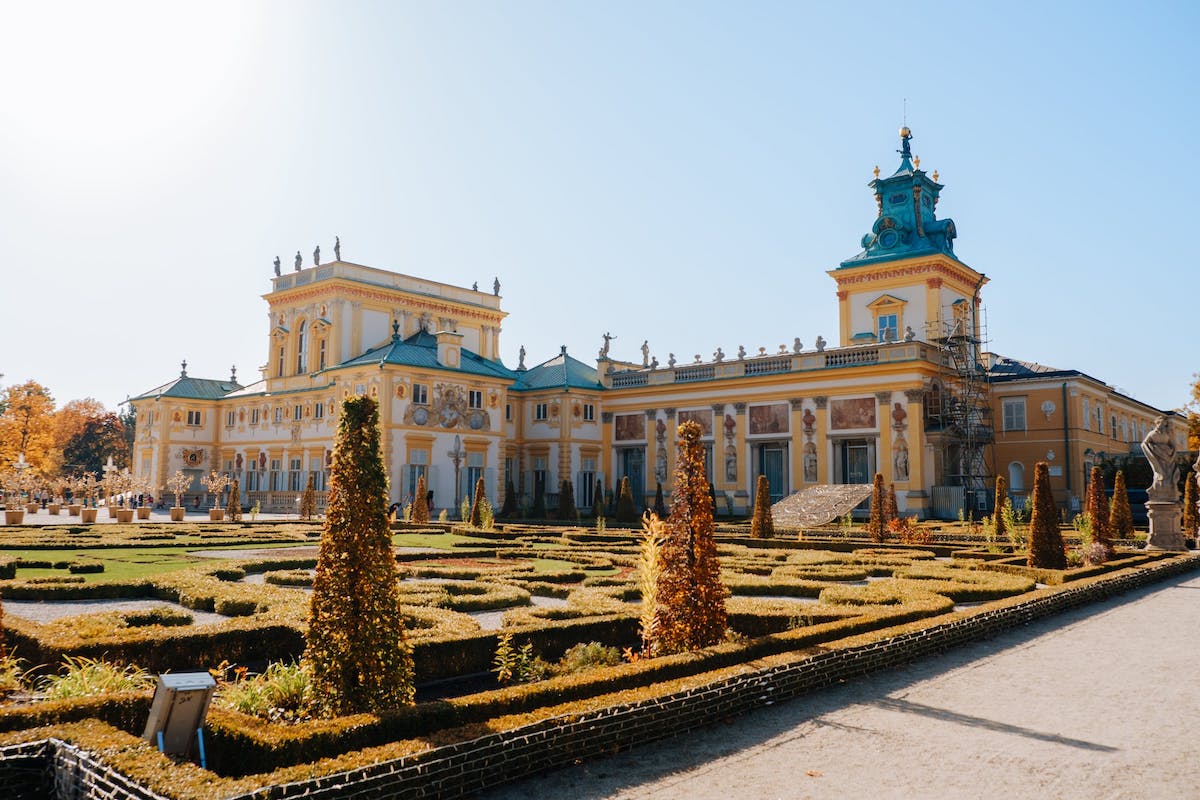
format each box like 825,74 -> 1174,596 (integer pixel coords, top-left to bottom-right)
0,402 -> 1196,799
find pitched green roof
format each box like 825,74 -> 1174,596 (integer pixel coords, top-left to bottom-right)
129,374 -> 242,402
513,348 -> 602,392
337,330 -> 516,381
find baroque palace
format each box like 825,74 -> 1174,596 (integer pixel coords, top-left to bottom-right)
129,130 -> 1188,519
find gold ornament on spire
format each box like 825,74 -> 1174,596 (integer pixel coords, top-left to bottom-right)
913,155 -> 920,168
872,165 -> 880,178
932,170 -> 939,182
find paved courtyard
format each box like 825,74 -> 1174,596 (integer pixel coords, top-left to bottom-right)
481,570 -> 1200,800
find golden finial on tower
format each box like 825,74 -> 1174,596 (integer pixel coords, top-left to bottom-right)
914,155 -> 921,169
932,170 -> 939,182
872,165 -> 880,178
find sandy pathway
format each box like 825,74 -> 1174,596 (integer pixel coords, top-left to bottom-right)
480,571 -> 1200,800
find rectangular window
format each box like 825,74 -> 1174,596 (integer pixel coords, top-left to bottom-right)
269,458 -> 283,491
186,410 -> 202,427
1110,415 -> 1117,440
413,383 -> 429,405
468,390 -> 483,409
505,403 -> 512,421
580,457 -> 596,508
1082,398 -> 1090,431
288,457 -> 303,491
407,449 -> 428,500
532,456 -> 547,498
225,411 -> 236,428
277,346 -> 285,378
318,339 -> 327,371
314,402 -> 324,420
250,408 -> 260,425
245,462 -> 260,491
877,313 -> 898,343
273,407 -> 283,424
535,403 -> 548,421
1096,407 -> 1104,435
466,452 -> 484,500
294,404 -> 303,422
309,457 -> 326,491
1002,398 -> 1026,432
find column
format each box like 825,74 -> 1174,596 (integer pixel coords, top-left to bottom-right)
733,402 -> 748,508
904,388 -> 929,517
644,409 -> 659,505
600,411 -> 613,506
876,391 -> 893,484
789,398 -> 804,494
814,396 -> 829,483
664,408 -> 677,488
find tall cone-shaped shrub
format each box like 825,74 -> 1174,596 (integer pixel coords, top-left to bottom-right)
993,474 -> 1009,541
1183,470 -> 1199,540
1109,469 -> 1134,539
648,420 -> 727,655
884,483 -> 899,524
1085,465 -> 1111,552
750,474 -> 774,538
500,477 -> 517,518
867,472 -> 886,542
305,396 -> 413,716
637,512 -> 664,656
299,475 -> 316,521
228,479 -> 242,522
591,478 -> 604,519
653,482 -> 666,518
411,474 -> 429,524
557,478 -> 577,521
615,476 -> 637,524
1027,461 -> 1066,569
469,476 -> 486,527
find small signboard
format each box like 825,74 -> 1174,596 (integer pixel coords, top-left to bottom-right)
142,672 -> 216,756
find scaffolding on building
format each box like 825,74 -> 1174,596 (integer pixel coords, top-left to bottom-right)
924,287 -> 994,516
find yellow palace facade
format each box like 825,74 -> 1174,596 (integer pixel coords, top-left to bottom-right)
128,130 -> 1187,519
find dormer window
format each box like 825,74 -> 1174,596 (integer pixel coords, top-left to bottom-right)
867,294 -> 906,344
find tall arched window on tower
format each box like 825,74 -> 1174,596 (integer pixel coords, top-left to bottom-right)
296,322 -> 308,374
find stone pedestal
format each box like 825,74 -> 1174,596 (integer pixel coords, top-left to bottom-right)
1145,501 -> 1187,551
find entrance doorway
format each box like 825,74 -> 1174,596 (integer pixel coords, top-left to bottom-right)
755,442 -> 788,502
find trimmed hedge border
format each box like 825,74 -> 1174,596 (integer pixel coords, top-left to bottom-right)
2,553 -> 1196,800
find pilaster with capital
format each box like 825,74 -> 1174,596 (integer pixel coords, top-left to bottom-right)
903,387 -> 928,515
789,398 -> 804,492
876,392 -> 893,484
813,396 -> 829,483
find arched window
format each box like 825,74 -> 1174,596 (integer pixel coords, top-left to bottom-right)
1008,461 -> 1025,493
296,322 -> 308,374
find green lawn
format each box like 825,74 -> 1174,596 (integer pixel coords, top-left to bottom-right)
4,541 -> 314,583
391,531 -> 495,549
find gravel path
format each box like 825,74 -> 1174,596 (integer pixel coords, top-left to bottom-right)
479,571 -> 1200,800
4,598 -> 228,626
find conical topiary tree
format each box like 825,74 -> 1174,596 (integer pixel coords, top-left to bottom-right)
557,478 -> 578,521
750,474 -> 774,539
591,478 -> 604,519
615,476 -> 637,524
500,477 -> 518,518
1085,465 -> 1111,553
1183,470 -> 1199,542
653,482 -> 666,519
469,476 -> 487,527
1027,461 -> 1066,569
227,479 -> 242,522
305,396 -> 414,716
1109,469 -> 1134,540
867,472 -> 886,542
884,482 -> 899,524
530,482 -> 547,519
993,474 -> 1009,542
411,474 -> 429,524
299,474 -> 316,521
648,420 -> 728,655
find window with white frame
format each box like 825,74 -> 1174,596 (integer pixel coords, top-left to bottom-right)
309,457 -> 326,491
535,403 -> 548,421
413,383 -> 429,405
294,404 -> 303,422
583,403 -> 595,421
225,411 -> 236,427
1110,415 -> 1116,440
466,452 -> 484,499
505,403 -> 511,421
1096,406 -> 1103,434
273,407 -> 283,424
269,458 -> 283,491
468,390 -> 483,409
277,346 -> 285,378
876,313 -> 898,342
250,408 -> 261,425
1002,398 -> 1026,432
314,402 -> 324,420
1082,398 -> 1090,431
318,339 -> 327,371
186,410 -> 202,426
288,457 -> 303,491
296,321 -> 308,374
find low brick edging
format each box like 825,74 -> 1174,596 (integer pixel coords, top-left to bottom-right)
6,554 -> 1199,800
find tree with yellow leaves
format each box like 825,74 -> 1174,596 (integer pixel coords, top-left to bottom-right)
305,396 -> 413,716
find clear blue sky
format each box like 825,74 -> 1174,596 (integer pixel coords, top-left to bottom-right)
2,1 -> 1196,414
